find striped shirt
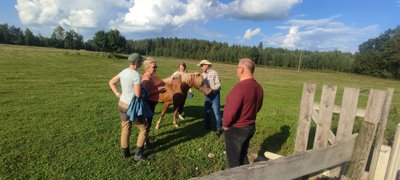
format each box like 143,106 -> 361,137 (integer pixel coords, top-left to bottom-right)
202,69 -> 221,90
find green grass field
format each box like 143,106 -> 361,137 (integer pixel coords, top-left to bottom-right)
1,44 -> 399,179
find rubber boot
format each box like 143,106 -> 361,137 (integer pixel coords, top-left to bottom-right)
145,138 -> 152,148
133,147 -> 146,161
121,148 -> 131,159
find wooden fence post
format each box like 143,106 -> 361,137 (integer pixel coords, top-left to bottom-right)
343,121 -> 376,179
385,124 -> 400,180
294,83 -> 316,153
313,85 -> 337,150
369,88 -> 394,179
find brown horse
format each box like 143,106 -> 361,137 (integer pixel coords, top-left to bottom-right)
154,72 -> 206,130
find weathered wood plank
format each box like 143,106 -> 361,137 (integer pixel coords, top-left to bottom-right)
312,110 -> 336,144
373,145 -> 391,180
294,83 -> 316,153
369,88 -> 394,180
327,88 -> 360,178
364,89 -> 386,124
313,103 -> 365,117
336,87 -> 360,141
313,85 -> 337,149
343,121 -> 376,180
385,124 -> 400,180
194,134 -> 358,180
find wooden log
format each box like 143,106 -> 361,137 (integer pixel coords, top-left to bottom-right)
368,88 -> 394,180
385,124 -> 400,180
313,85 -> 337,150
294,83 -> 316,153
194,134 -> 358,180
343,121 -> 376,180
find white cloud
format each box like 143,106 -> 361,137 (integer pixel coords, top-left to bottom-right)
15,0 -> 130,30
110,0 -> 301,33
243,28 -> 261,40
110,0 -> 213,33
226,0 -> 301,20
14,0 -> 301,37
265,17 -> 380,52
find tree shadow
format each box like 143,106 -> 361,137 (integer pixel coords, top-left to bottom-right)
255,125 -> 290,161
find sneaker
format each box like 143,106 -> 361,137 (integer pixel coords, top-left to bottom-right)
216,128 -> 224,137
178,114 -> 185,120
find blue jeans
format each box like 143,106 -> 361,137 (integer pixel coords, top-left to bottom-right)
204,90 -> 222,130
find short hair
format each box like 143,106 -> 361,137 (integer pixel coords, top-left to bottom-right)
143,57 -> 156,70
239,58 -> 255,73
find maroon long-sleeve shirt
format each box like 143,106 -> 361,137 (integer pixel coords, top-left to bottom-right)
223,78 -> 264,128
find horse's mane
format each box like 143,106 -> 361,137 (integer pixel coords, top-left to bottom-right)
161,72 -> 202,89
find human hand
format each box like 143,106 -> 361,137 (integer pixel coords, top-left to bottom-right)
205,88 -> 213,95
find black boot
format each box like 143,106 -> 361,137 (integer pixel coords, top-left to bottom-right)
145,138 -> 152,148
121,148 -> 131,159
133,147 -> 146,161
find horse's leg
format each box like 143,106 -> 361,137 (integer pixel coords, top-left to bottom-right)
155,103 -> 169,130
173,107 -> 180,128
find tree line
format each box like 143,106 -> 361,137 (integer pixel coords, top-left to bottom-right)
0,23 -> 399,79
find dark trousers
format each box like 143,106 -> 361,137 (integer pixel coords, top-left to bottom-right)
146,101 -> 158,128
224,124 -> 256,168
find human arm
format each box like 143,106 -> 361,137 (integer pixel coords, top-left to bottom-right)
222,87 -> 242,128
109,75 -> 121,97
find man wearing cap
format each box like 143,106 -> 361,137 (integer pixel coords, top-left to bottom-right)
109,53 -> 148,161
197,59 -> 223,137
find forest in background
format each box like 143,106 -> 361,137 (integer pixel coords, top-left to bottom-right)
0,23 -> 399,79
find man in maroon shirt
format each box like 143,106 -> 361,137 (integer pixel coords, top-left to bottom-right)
222,58 -> 264,168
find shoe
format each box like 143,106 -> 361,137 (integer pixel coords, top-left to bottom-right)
145,138 -> 152,148
216,128 -> 224,137
178,114 -> 185,120
121,148 -> 131,159
133,147 -> 147,161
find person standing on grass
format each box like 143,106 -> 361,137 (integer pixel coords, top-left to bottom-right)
108,53 -> 148,161
141,57 -> 166,147
222,58 -> 264,168
171,62 -> 193,120
198,59 -> 223,137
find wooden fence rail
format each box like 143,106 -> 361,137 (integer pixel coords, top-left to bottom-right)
192,83 -> 394,180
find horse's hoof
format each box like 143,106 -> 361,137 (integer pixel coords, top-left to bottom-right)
174,124 -> 180,128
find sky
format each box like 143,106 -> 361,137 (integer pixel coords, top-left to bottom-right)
0,0 -> 399,53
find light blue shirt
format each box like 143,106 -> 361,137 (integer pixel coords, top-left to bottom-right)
118,68 -> 141,104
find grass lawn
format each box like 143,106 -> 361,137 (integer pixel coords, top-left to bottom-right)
1,44 -> 399,179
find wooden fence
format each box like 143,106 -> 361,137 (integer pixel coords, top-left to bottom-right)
193,83 -> 394,180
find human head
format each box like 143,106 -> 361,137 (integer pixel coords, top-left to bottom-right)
238,58 -> 256,75
197,60 -> 212,72
143,57 -> 157,74
178,62 -> 187,72
128,53 -> 143,67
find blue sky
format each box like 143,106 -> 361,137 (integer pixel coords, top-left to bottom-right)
0,0 -> 399,53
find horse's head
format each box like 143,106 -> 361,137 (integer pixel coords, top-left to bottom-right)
181,73 -> 203,89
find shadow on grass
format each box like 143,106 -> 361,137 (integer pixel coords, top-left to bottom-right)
255,125 -> 290,161
148,105 -> 217,155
